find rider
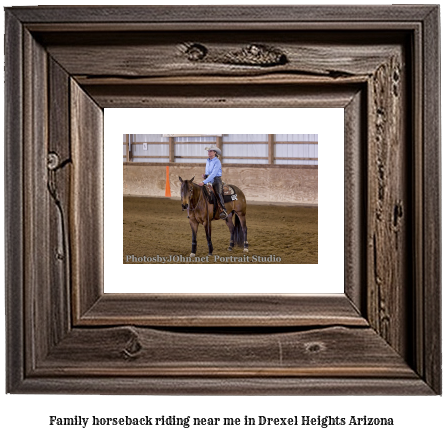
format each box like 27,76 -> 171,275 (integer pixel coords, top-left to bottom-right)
198,146 -> 228,220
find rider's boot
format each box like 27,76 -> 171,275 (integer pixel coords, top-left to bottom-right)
216,187 -> 228,220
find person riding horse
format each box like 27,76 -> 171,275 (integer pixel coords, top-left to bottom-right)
179,149 -> 248,255
198,146 -> 228,220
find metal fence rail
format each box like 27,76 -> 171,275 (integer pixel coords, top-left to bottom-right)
123,134 -> 318,166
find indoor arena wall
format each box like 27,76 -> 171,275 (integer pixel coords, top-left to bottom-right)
123,164 -> 318,205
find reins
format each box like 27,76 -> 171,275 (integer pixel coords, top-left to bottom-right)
186,182 -> 210,225
186,182 -> 203,213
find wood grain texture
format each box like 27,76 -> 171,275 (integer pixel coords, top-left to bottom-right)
367,50 -> 409,358
12,377 -> 435,396
82,83 -> 361,108
48,57 -> 72,346
9,5 -> 436,23
5,10 -> 24,392
70,80 -> 104,320
344,90 -> 366,314
80,295 -> 364,327
422,6 -> 441,394
4,5 -> 441,394
83,74 -> 367,86
40,34 -> 399,80
23,29 -> 50,372
37,326 -> 414,378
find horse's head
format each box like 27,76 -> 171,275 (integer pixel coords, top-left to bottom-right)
179,176 -> 195,210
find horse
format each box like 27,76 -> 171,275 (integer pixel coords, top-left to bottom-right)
179,176 -> 248,257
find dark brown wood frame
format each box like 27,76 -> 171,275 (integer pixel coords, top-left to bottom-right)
5,6 -> 441,394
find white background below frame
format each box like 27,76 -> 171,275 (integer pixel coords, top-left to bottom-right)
104,108 -> 344,294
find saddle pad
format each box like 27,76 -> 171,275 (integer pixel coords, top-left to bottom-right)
223,193 -> 237,203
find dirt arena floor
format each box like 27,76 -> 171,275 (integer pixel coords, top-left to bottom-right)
123,197 -> 318,264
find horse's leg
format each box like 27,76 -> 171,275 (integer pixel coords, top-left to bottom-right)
236,211 -> 248,253
204,220 -> 214,256
189,219 -> 199,257
225,213 -> 235,251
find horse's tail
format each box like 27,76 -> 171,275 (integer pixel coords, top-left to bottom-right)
233,213 -> 245,247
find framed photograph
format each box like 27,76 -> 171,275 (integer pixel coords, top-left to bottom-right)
123,132 -> 319,263
5,5 -> 440,394
109,109 -> 341,297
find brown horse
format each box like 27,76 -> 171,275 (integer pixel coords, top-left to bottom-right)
179,176 -> 248,257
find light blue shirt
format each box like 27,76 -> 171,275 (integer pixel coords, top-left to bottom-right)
203,157 -> 222,184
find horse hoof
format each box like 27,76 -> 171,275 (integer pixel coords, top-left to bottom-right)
190,253 -> 195,257
243,248 -> 249,253
227,247 -> 233,251
208,253 -> 213,257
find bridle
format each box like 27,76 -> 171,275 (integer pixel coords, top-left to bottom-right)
183,181 -> 203,213
181,180 -> 214,228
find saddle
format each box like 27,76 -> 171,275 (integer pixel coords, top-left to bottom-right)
204,183 -> 238,204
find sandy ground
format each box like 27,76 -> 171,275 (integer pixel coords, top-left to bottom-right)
123,197 -> 318,264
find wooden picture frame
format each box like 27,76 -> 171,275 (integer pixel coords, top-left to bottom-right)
5,6 -> 441,394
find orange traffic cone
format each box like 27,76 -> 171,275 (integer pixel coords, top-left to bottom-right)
165,166 -> 171,197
